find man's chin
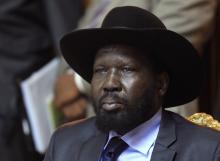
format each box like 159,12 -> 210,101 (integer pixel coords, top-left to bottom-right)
95,111 -> 126,133
95,120 -> 129,134
95,110 -> 143,134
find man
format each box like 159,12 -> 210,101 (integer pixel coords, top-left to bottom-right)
44,6 -> 220,161
0,0 -> 83,160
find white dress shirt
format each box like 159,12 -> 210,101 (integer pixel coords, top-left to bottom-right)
104,109 -> 162,161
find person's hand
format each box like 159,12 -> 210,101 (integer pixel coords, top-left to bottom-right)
53,73 -> 87,121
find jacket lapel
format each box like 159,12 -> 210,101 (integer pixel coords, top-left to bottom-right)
78,131 -> 107,161
150,110 -> 177,161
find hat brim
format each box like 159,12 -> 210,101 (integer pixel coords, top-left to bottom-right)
60,28 -> 203,107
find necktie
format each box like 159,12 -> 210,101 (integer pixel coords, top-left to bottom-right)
101,137 -> 128,161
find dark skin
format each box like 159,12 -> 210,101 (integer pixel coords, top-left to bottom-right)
91,44 -> 169,135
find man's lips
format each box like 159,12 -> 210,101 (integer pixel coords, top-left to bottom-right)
99,94 -> 127,111
101,102 -> 124,111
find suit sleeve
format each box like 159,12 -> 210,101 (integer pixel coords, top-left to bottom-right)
43,132 -> 56,161
213,142 -> 220,161
152,0 -> 217,53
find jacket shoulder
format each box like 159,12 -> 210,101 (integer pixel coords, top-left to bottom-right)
44,117 -> 98,161
166,111 -> 220,160
54,117 -> 97,146
169,111 -> 220,139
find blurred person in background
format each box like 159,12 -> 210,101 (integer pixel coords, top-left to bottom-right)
0,0 -> 83,161
57,0 -> 217,119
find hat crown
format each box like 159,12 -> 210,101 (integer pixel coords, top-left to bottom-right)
102,6 -> 166,29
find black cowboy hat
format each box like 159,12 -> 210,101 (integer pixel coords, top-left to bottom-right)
60,6 -> 203,108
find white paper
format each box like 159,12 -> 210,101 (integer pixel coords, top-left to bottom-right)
20,57 -> 60,154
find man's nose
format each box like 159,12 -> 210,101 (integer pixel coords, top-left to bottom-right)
103,70 -> 122,92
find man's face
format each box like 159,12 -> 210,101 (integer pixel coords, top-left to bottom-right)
91,45 -> 165,134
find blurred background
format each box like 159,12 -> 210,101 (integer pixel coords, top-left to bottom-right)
0,0 -> 219,160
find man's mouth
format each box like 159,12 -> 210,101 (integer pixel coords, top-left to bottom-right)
99,94 -> 127,112
101,101 -> 124,111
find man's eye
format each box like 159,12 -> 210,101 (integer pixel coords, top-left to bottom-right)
122,67 -> 135,72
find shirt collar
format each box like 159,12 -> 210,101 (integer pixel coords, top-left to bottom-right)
107,108 -> 162,155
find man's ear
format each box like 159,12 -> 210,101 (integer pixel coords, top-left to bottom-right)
156,72 -> 169,96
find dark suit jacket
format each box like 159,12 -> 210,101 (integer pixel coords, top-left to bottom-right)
0,1 -> 82,160
44,110 -> 220,161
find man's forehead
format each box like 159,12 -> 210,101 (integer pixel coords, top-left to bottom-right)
94,44 -> 150,61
